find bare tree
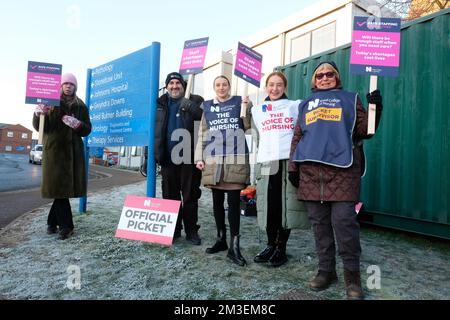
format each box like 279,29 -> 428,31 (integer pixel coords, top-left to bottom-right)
376,0 -> 449,21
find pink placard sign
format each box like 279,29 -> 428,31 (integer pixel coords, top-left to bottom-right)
350,16 -> 401,77
234,42 -> 263,87
25,61 -> 62,106
179,37 -> 209,75
115,195 -> 181,246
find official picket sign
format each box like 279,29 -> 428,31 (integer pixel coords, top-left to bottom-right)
115,195 -> 180,246
88,45 -> 153,147
25,61 -> 62,106
234,42 -> 263,87
179,37 -> 209,75
350,16 -> 401,77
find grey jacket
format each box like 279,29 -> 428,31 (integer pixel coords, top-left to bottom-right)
255,160 -> 310,230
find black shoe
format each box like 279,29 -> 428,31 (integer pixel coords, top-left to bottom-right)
268,248 -> 288,267
186,232 -> 201,245
309,270 -> 338,291
174,229 -> 182,239
254,246 -> 276,263
58,228 -> 74,240
206,239 -> 228,254
47,225 -> 58,234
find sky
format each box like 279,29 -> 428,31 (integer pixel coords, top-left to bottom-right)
0,0 -> 315,137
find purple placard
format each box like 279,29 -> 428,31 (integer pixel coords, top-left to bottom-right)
350,16 -> 401,77
234,42 -> 263,87
179,37 -> 209,75
25,61 -> 62,106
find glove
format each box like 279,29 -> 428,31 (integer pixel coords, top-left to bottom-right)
288,171 -> 299,188
181,101 -> 194,113
62,115 -> 82,130
34,104 -> 51,116
366,89 -> 382,106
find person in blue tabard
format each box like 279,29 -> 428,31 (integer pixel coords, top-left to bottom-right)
288,61 -> 383,299
194,75 -> 252,267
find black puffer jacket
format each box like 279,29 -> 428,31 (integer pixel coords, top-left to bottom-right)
154,93 -> 203,166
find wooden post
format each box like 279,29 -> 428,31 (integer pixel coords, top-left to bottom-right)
240,82 -> 249,118
367,75 -> 378,135
185,74 -> 193,99
38,114 -> 45,144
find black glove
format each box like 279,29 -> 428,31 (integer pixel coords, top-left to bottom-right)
288,171 -> 299,188
366,89 -> 382,106
181,101 -> 194,113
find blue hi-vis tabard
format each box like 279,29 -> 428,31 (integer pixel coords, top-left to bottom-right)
202,96 -> 249,156
292,89 -> 357,168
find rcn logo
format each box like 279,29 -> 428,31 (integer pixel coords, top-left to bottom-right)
262,104 -> 272,112
307,99 -> 320,111
210,105 -> 220,112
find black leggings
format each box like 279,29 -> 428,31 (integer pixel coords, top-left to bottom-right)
212,189 -> 241,237
266,161 -> 291,246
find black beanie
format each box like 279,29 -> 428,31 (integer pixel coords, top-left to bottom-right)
313,61 -> 340,75
165,72 -> 186,89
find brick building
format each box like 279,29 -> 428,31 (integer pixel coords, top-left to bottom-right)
0,123 -> 33,154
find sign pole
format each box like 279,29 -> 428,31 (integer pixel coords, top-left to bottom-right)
38,115 -> 45,144
185,74 -> 193,99
146,42 -> 161,198
367,75 -> 378,134
240,82 -> 249,118
79,68 -> 92,213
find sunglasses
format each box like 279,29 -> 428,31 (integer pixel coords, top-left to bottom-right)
315,72 -> 335,80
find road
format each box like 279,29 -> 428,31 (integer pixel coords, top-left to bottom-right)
0,157 -> 146,229
0,154 -> 43,192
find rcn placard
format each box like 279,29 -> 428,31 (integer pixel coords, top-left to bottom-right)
350,16 -> 401,77
115,195 -> 180,246
234,42 -> 263,87
88,45 -> 153,147
179,37 -> 209,75
25,61 -> 62,106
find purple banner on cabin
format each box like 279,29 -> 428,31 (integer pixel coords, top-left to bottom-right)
179,37 -> 209,75
25,61 -> 62,106
350,16 -> 401,77
234,42 -> 263,87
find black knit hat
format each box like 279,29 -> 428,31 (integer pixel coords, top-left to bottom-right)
165,72 -> 186,89
313,61 -> 340,75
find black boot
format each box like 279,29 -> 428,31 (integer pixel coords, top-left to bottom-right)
269,229 -> 290,267
344,269 -> 364,300
227,235 -> 247,266
309,270 -> 338,291
254,246 -> 276,263
269,245 -> 288,267
206,229 -> 228,254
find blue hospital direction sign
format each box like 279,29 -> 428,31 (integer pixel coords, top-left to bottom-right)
88,46 -> 152,147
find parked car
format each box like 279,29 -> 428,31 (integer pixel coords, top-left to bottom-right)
29,144 -> 43,164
